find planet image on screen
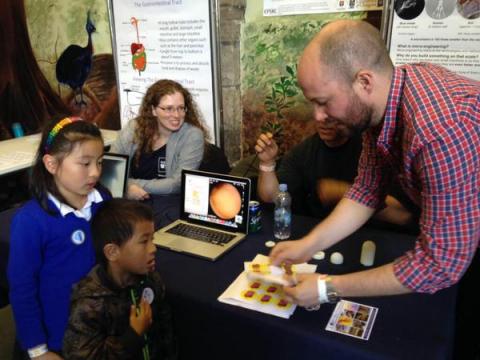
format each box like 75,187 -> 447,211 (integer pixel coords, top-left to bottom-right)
209,183 -> 242,219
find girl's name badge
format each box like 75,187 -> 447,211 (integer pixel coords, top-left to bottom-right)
71,230 -> 86,245
142,287 -> 155,304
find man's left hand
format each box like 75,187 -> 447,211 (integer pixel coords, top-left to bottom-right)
283,273 -> 326,307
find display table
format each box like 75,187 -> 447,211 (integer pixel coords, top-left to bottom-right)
152,198 -> 456,360
0,195 -> 457,357
0,129 -> 118,176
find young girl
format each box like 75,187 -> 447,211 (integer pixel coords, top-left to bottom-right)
8,116 -> 110,359
111,79 -> 209,200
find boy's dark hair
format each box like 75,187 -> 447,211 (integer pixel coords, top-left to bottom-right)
91,199 -> 154,267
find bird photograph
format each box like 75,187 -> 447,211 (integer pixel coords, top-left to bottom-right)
56,11 -> 96,106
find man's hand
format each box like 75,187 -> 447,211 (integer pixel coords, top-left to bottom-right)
316,178 -> 351,207
283,273 -> 326,307
130,298 -> 153,336
269,238 -> 316,266
255,132 -> 278,165
127,184 -> 150,201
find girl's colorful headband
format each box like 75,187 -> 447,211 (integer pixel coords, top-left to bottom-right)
45,116 -> 81,153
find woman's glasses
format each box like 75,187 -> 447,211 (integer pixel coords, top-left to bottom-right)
156,105 -> 187,114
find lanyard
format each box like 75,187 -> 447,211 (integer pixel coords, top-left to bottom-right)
130,288 -> 151,360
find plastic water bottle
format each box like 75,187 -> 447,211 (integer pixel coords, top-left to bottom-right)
273,183 -> 292,240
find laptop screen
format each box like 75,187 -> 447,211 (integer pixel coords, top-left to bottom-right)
100,153 -> 129,198
181,170 -> 251,233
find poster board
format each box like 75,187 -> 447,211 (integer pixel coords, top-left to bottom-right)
107,0 -> 221,143
263,0 -> 383,16
383,0 -> 480,81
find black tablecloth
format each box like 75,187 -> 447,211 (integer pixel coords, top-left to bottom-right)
151,197 -> 456,360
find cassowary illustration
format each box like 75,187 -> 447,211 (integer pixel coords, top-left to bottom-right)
56,11 -> 96,106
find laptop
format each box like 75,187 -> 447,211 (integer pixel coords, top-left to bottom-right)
154,169 -> 251,261
100,153 -> 129,198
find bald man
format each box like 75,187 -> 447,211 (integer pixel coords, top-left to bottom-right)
269,20 -> 480,359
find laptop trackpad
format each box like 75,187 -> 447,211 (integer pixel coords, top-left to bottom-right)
166,237 -> 201,251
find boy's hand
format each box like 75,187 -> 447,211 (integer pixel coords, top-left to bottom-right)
130,298 -> 153,335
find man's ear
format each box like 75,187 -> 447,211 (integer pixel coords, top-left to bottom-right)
353,69 -> 374,95
42,154 -> 58,175
104,243 -> 120,262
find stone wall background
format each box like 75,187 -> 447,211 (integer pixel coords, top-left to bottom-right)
218,0 -> 246,165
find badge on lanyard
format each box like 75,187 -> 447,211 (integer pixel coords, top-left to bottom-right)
71,229 -> 86,245
142,287 -> 155,304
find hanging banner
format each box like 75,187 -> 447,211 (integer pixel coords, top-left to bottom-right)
108,0 -> 220,142
387,0 -> 480,81
263,0 -> 384,16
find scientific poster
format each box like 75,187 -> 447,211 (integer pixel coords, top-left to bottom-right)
263,0 -> 383,16
108,0 -> 219,141
388,0 -> 480,80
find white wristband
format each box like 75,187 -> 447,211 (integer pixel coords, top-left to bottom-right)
28,344 -> 48,358
259,162 -> 276,172
317,276 -> 329,304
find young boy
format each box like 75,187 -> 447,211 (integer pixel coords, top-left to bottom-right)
63,199 -> 177,359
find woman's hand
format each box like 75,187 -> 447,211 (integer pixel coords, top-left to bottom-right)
127,184 -> 150,201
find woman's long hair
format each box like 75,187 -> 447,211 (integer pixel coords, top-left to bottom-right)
133,79 -> 209,165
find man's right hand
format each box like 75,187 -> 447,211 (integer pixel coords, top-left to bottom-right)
130,298 -> 153,336
269,238 -> 316,266
255,132 -> 278,164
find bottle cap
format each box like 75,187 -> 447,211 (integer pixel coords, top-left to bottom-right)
330,252 -> 344,265
12,122 -> 24,138
265,240 -> 276,248
279,183 -> 288,192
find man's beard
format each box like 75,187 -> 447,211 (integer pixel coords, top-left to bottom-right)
345,92 -> 374,135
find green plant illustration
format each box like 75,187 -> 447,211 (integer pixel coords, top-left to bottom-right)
261,64 -> 300,140
261,120 -> 283,139
239,11 -> 369,156
264,64 -> 299,119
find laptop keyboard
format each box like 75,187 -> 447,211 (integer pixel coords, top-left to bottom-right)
166,223 -> 236,245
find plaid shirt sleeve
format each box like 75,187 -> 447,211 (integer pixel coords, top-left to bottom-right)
345,129 -> 390,210
347,64 -> 480,293
393,134 -> 480,293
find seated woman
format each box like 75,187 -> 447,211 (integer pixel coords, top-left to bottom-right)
111,79 -> 209,199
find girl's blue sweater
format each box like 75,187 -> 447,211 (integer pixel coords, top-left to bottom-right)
8,193 -> 108,351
